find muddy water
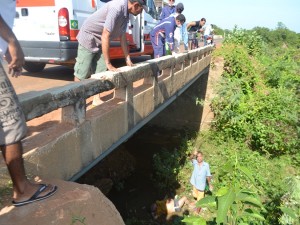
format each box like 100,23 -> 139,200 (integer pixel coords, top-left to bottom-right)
77,125 -> 188,221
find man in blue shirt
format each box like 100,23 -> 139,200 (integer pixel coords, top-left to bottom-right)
159,0 -> 176,20
190,150 -> 213,201
150,14 -> 186,58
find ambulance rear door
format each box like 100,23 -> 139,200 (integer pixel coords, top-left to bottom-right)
13,0 -> 97,71
14,0 -> 60,42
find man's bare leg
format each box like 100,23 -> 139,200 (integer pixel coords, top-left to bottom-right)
1,142 -> 56,203
178,196 -> 188,208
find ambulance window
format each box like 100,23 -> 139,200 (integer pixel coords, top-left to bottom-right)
100,0 -> 111,2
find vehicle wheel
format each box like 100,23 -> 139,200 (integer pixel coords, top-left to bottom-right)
23,62 -> 46,73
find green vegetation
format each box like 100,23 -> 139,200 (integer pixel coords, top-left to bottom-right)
211,25 -> 225,36
149,25 -> 299,225
253,22 -> 300,49
71,215 -> 87,225
213,26 -> 299,158
0,180 -> 12,208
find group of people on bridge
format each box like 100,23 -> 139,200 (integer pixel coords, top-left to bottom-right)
151,0 -> 215,58
72,0 -> 214,105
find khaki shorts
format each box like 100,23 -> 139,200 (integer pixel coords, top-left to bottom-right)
74,44 -> 106,80
0,63 -> 27,146
193,186 -> 205,201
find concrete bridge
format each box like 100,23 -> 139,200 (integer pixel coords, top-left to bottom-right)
1,46 -> 213,182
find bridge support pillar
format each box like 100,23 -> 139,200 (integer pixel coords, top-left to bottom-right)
149,66 -> 210,131
61,99 -> 86,126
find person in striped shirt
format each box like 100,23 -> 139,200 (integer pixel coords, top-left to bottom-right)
74,0 -> 147,81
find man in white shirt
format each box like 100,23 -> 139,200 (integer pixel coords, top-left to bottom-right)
203,24 -> 214,46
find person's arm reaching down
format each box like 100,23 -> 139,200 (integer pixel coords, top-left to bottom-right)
102,27 -> 118,71
120,32 -> 133,66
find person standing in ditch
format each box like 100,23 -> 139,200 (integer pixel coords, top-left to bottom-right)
189,150 -> 212,201
0,1 -> 57,207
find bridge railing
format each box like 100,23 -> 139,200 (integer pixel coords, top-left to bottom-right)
15,45 -> 213,180
20,46 -> 212,124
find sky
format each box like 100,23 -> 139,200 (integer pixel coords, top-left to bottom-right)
170,0 -> 300,33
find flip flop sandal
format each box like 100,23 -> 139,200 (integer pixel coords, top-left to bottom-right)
12,184 -> 58,207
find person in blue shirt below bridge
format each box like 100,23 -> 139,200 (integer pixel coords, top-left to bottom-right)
159,0 -> 176,20
189,150 -> 213,202
150,14 -> 186,58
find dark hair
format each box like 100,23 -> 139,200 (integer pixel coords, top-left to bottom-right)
130,0 -> 146,6
195,151 -> 203,156
201,18 -> 206,22
176,14 -> 186,23
176,3 -> 184,14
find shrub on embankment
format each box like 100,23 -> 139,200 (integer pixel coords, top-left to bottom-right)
212,28 -> 299,157
151,27 -> 299,224
186,28 -> 299,224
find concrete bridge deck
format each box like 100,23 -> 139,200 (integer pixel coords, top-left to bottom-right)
0,46 -> 213,182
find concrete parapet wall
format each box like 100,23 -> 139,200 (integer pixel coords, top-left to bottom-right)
16,46 -> 213,180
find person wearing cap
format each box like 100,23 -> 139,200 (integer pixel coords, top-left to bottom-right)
74,0 -> 147,82
150,14 -> 186,58
159,0 -> 176,20
170,3 -> 188,52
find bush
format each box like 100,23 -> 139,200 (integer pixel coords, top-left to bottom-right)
211,30 -> 299,156
223,27 -> 263,56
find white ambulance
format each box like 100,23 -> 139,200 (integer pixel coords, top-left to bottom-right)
13,0 -> 159,72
